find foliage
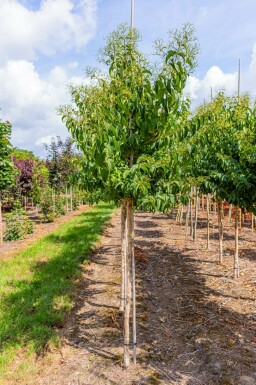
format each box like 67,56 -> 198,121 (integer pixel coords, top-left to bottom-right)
0,121 -> 14,192
44,136 -> 80,191
4,209 -> 35,241
59,23 -> 198,211
184,92 -> 256,212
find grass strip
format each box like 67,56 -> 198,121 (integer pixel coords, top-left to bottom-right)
0,203 -> 115,377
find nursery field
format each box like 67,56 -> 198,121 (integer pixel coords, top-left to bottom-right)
1,205 -> 255,385
0,203 -> 115,383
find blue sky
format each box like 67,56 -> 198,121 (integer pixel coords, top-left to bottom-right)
1,0 -> 256,156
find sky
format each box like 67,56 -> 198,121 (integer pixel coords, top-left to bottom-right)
1,0 -> 256,157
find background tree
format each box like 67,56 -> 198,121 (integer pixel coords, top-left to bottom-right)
0,120 -> 14,244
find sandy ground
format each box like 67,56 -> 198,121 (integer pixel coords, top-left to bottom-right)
2,206 -> 256,385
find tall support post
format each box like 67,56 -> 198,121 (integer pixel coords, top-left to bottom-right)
120,202 -> 127,311
206,194 -> 210,250
193,189 -> 198,242
217,199 -> 224,264
234,206 -> 240,279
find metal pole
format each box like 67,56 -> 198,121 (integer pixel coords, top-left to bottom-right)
131,0 -> 134,29
238,58 -> 241,98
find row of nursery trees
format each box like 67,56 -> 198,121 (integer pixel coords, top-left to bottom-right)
59,23 -> 256,367
0,125 -> 84,243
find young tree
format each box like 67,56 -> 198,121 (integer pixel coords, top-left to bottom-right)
60,23 -> 198,366
0,121 -> 14,244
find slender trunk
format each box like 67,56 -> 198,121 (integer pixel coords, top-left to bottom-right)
52,191 -> 55,213
179,205 -> 184,225
252,213 -> 254,232
185,201 -> 190,231
190,187 -> 193,237
214,201 -> 217,216
0,194 -> 3,245
234,206 -> 240,279
176,204 -> 180,222
202,195 -> 205,212
193,189 -> 198,242
206,194 -> 210,250
70,186 -> 73,212
218,198 -> 224,264
120,203 -> 127,311
66,186 -> 69,213
124,198 -> 134,368
239,208 -> 242,228
131,205 -> 136,365
229,204 -> 232,222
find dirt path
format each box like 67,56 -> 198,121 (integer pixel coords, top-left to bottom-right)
31,210 -> 256,385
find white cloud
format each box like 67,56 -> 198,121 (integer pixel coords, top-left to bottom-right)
0,0 -> 97,62
186,44 -> 256,105
0,59 -> 86,154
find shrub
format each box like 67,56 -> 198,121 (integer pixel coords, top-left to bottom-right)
4,209 -> 35,241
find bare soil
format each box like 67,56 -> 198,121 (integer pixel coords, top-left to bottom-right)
9,208 -> 256,384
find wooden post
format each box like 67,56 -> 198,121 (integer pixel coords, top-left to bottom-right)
193,189 -> 198,242
206,194 -> 210,250
131,203 -> 136,364
190,187 -> 193,237
124,198 -> 133,368
217,199 -> 224,264
70,186 -> 73,212
66,186 -> 69,213
120,202 -> 127,311
234,206 -> 240,279
229,203 -> 232,222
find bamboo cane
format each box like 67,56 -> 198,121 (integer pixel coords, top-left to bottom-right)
234,206 -> 240,279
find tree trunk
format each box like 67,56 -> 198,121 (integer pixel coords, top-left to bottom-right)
217,198 -> 224,264
190,187 -> 193,237
239,208 -> 242,228
131,204 -> 136,365
202,195 -> 205,212
193,189 -> 198,242
120,202 -> 127,312
252,213 -> 254,232
66,186 -> 69,213
0,194 -> 3,245
206,194 -> 210,250
70,186 -> 73,212
228,204 -> 232,222
123,198 -> 134,368
185,201 -> 190,231
179,205 -> 184,225
234,206 -> 240,279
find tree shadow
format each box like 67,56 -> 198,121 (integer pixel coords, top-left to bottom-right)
0,205 -> 115,365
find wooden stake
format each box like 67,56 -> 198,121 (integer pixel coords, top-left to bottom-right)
131,204 -> 136,365
120,203 -> 127,311
190,187 -> 193,237
124,198 -> 133,368
217,199 -> 224,264
193,189 -> 198,242
206,194 -> 210,250
228,203 -> 232,222
234,206 -> 240,279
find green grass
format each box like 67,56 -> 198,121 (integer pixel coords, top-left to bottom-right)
0,203 -> 115,377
